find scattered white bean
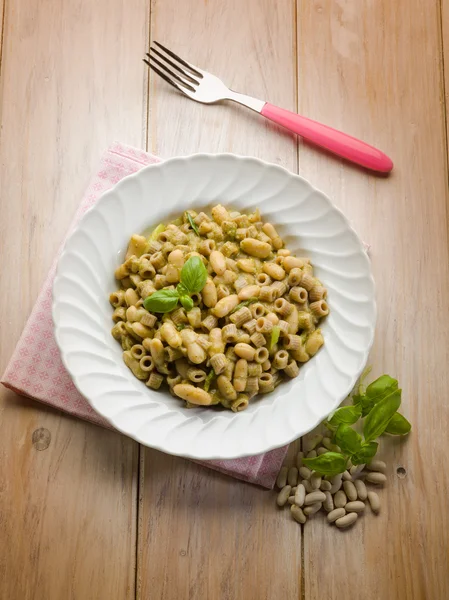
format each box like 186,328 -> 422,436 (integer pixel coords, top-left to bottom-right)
304,434 -> 323,453
335,512 -> 358,528
299,466 -> 312,480
304,502 -> 322,516
354,479 -> 368,501
305,491 -> 326,506
342,470 -> 352,481
367,491 -> 381,513
302,479 -> 313,493
329,473 -> 343,494
296,451 -> 304,470
294,484 -> 306,508
310,472 -> 322,490
323,491 -> 334,513
327,507 -> 346,523
345,501 -> 365,513
317,447 -> 328,456
320,480 -> 332,492
343,480 -> 358,502
307,450 -> 317,459
288,496 -> 296,505
276,485 -> 292,507
291,505 -> 306,524
276,466 -> 288,489
334,490 -> 347,509
288,466 -> 299,487
365,472 -> 387,485
366,460 -> 387,473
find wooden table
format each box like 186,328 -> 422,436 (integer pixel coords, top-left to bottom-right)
1,0 -> 448,598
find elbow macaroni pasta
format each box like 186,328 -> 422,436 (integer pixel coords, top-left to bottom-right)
110,205 -> 329,412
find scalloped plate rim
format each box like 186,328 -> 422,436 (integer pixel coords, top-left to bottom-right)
52,153 -> 376,460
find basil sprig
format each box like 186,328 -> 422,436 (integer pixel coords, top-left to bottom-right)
303,373 -> 411,477
143,256 -> 207,314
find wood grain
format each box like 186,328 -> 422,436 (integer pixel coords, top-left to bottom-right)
297,1 -> 449,599
140,1 -> 301,599
0,0 -> 148,597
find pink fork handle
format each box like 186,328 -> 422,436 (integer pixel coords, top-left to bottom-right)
261,103 -> 393,173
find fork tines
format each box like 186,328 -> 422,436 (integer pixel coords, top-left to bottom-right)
143,41 -> 202,93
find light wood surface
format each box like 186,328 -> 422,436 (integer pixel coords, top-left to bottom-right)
0,0 -> 147,597
1,0 -> 449,598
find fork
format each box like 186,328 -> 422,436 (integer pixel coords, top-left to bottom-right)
144,42 -> 393,174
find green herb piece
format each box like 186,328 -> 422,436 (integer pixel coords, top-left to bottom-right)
363,388 -> 402,442
143,289 -> 179,313
148,223 -> 165,241
180,295 -> 194,311
180,256 -> 208,294
360,375 -> 399,416
229,297 -> 259,315
176,323 -> 186,331
351,441 -> 378,465
176,282 -> 189,296
328,404 -> 362,427
302,452 -> 348,477
268,325 -> 281,351
186,211 -> 200,236
203,369 -> 215,392
334,424 -> 363,455
384,412 -> 411,435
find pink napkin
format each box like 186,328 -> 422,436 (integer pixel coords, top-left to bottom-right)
1,142 -> 288,489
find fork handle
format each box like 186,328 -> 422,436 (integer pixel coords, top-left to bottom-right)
260,103 -> 393,173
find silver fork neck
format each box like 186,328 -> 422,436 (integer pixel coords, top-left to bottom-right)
227,90 -> 265,113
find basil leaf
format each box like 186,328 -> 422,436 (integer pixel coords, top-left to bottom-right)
148,223 -> 165,241
334,424 -> 363,455
384,412 -> 411,435
366,375 -> 398,398
180,256 -> 208,293
180,295 -> 194,311
302,452 -> 348,476
176,323 -> 186,331
144,289 -> 179,313
362,375 -> 399,416
363,388 -> 402,442
351,441 -> 378,465
328,404 -> 362,426
229,297 -> 259,315
186,211 -> 200,237
352,393 -> 363,406
268,325 -> 281,351
203,369 -> 215,392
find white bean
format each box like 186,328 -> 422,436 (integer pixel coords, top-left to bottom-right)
287,466 -> 299,487
334,490 -> 347,508
345,501 -> 365,513
276,485 -> 292,507
294,484 -> 306,507
303,434 -> 323,453
354,479 -> 368,501
291,505 -> 306,524
343,480 -> 358,501
327,507 -> 346,523
305,491 -> 326,505
323,491 -> 334,512
275,466 -> 288,489
310,472 -> 322,490
366,472 -> 387,485
335,512 -> 358,528
303,502 -> 322,516
366,460 -> 387,473
367,491 -> 381,513
299,466 -> 312,480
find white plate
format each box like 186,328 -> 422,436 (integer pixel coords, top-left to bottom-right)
52,154 -> 376,459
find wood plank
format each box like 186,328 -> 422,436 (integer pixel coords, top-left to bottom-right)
140,1 -> 300,599
0,0 -> 148,597
297,1 -> 449,599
